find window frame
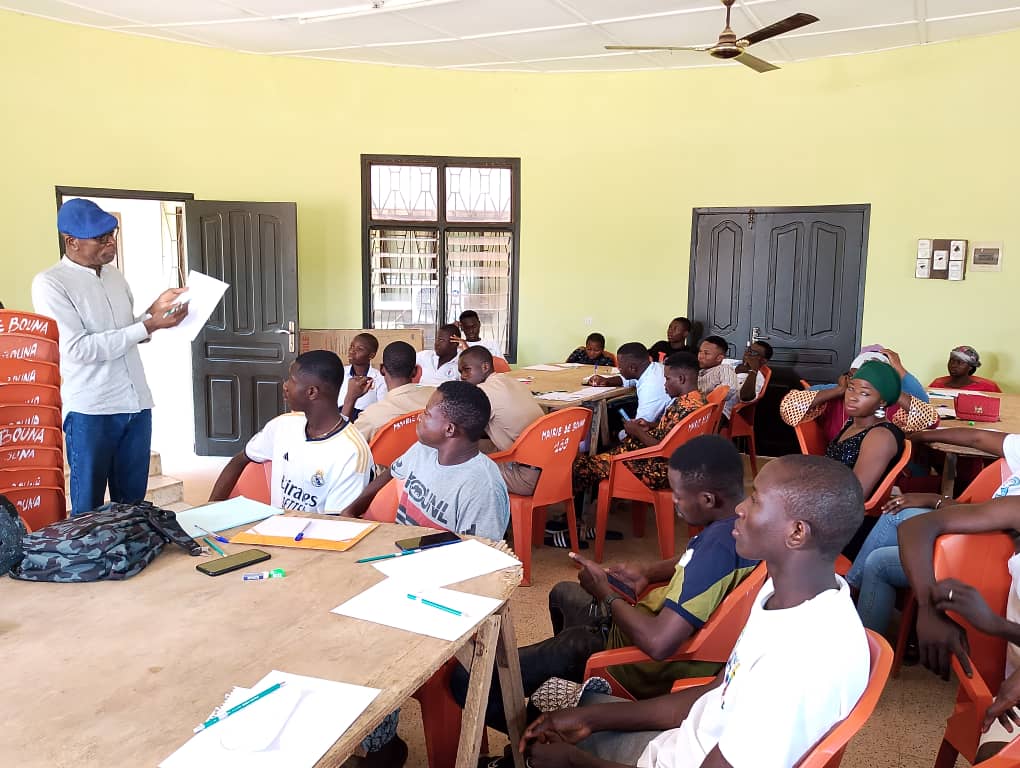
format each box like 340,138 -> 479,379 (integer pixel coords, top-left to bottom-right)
361,154 -> 521,362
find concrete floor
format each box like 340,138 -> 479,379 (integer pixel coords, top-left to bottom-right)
165,453 -> 968,768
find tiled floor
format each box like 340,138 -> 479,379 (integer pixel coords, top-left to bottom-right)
167,453 -> 969,768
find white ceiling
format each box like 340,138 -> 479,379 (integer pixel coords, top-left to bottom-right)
3,0 -> 1020,72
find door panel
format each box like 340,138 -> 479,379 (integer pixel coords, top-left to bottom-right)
188,201 -> 298,457
690,214 -> 755,358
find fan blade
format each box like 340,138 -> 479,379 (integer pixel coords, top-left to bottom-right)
741,12 -> 818,46
604,44 -> 708,52
735,51 -> 779,73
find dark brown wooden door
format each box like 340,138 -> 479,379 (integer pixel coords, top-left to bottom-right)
187,201 -> 298,457
690,205 -> 868,383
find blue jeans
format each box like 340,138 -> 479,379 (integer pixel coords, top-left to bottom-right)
847,507 -> 929,633
64,410 -> 152,516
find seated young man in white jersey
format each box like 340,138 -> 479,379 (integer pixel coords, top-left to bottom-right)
457,308 -> 504,359
343,380 -> 510,541
521,454 -> 871,768
899,428 -> 1020,763
209,350 -> 372,512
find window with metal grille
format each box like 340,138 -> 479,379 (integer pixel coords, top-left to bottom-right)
361,155 -> 520,361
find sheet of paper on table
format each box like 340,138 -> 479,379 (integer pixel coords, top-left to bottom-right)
249,516 -> 374,542
371,538 -> 520,586
176,496 -> 280,537
149,270 -> 230,344
332,579 -> 502,641
160,670 -> 380,768
521,364 -> 566,372
538,386 -> 611,402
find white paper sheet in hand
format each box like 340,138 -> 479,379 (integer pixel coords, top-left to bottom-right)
371,538 -> 520,586
332,579 -> 502,641
176,496 -> 280,537
152,270 -> 230,343
160,670 -> 380,768
249,516 -> 374,542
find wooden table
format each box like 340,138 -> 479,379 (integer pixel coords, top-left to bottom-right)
930,391 -> 1020,496
0,519 -> 525,768
514,364 -> 633,450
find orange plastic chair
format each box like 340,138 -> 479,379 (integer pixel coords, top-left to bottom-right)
0,310 -> 60,341
0,405 -> 62,429
492,357 -> 511,373
794,419 -> 828,456
0,383 -> 61,408
0,445 -> 63,469
1,486 -> 67,531
0,425 -> 63,451
794,630 -> 894,768
488,407 -> 592,586
971,737 -> 1020,767
584,562 -> 768,700
720,365 -> 772,475
364,477 -> 404,522
593,402 -> 720,563
227,460 -> 273,505
368,410 -> 423,468
0,467 -> 64,491
0,359 -> 61,387
0,334 -> 59,364
931,531 -> 1016,768
705,385 -> 728,433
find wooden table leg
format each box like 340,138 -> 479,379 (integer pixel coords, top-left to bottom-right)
494,603 -> 527,768
593,401 -> 608,455
455,615 -> 501,768
941,452 -> 958,498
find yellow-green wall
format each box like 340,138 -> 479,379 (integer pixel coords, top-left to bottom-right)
2,11 -> 1017,387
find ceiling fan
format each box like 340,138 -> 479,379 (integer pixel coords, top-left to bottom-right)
605,0 -> 818,73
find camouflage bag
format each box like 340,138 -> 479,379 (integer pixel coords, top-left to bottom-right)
8,500 -> 202,582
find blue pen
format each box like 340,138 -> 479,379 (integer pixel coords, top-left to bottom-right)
294,520 -> 313,542
196,525 -> 229,544
407,593 -> 463,616
193,681 -> 286,733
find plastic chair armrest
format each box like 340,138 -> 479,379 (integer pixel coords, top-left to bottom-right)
488,448 -> 514,463
955,657 -> 995,711
585,645 -> 707,680
670,676 -> 716,693
608,442 -> 667,463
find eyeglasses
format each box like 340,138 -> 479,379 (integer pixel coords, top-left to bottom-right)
89,229 -> 118,244
745,349 -> 763,357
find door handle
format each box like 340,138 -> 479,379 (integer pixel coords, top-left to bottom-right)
273,321 -> 295,353
751,326 -> 770,342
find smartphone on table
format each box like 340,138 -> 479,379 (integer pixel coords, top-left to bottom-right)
196,549 -> 270,576
394,531 -> 461,552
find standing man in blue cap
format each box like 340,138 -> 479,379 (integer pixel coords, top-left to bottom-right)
32,198 -> 189,515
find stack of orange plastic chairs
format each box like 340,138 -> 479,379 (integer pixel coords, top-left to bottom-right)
0,310 -> 67,530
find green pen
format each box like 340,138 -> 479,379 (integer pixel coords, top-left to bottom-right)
202,536 -> 226,557
193,681 -> 286,733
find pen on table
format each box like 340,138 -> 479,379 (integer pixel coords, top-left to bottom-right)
294,520 -> 314,542
355,537 -> 462,563
407,593 -> 463,617
195,525 -> 229,544
193,681 -> 286,733
202,536 -> 226,557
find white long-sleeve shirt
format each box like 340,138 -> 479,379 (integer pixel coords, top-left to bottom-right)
32,257 -> 153,415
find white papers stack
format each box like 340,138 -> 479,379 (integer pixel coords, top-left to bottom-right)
176,496 -> 280,538
160,670 -> 379,768
537,386 -> 608,402
371,538 -> 521,586
522,364 -> 565,372
332,580 -> 502,642
248,516 -> 374,542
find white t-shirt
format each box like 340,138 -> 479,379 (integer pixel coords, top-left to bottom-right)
337,364 -> 384,412
992,433 -> 1020,499
995,435 -> 1020,679
245,412 -> 372,513
416,350 -> 460,385
469,338 -> 504,359
622,362 -> 671,424
722,359 -> 765,419
638,577 -> 869,768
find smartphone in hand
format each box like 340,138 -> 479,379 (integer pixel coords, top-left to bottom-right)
606,572 -> 637,601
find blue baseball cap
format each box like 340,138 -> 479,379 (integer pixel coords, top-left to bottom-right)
57,198 -> 118,239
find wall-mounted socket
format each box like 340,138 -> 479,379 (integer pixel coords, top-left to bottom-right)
583,316 -> 593,326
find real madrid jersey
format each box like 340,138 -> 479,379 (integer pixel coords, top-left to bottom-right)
245,412 -> 372,513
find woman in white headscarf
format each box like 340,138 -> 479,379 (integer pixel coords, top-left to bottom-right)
929,345 -> 1002,392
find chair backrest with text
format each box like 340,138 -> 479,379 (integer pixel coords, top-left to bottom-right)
635,402 -> 720,469
0,334 -> 59,364
0,467 -> 64,491
0,405 -> 62,429
705,386 -> 728,432
0,359 -> 61,387
0,425 -> 63,452
0,311 -> 59,341
0,383 -> 62,409
795,630 -> 893,768
0,445 -> 63,470
497,407 -> 591,507
2,486 -> 67,531
368,410 -> 423,468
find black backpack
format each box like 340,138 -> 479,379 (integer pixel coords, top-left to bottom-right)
6,500 -> 201,582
